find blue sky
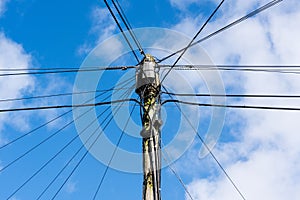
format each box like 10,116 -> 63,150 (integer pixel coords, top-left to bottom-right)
1,0 -> 300,200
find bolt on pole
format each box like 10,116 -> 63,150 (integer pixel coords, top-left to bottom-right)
136,54 -> 162,200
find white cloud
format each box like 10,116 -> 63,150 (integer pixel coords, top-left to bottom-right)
164,0 -> 300,199
0,32 -> 35,134
0,0 -> 9,17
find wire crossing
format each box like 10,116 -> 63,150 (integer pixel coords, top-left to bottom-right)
162,85 -> 247,200
162,91 -> 300,99
49,86 -> 134,199
160,0 -> 225,83
0,0 -> 295,199
162,99 -> 300,112
112,0 -> 145,56
0,66 -> 134,77
92,104 -> 137,199
158,0 -> 284,63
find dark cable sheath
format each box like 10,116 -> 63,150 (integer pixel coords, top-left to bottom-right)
5,107 -> 108,199
103,0 -> 140,63
0,66 -> 134,77
166,66 -> 300,75
0,111 -> 71,150
162,86 -> 247,200
0,66 -> 133,71
0,106 -> 94,174
112,0 -> 145,56
158,0 -> 283,63
50,86 -> 134,200
161,91 -> 300,98
0,98 -> 140,113
115,0 -> 144,55
0,75 -> 134,150
160,0 -> 225,83
92,103 -> 137,199
161,147 -> 195,200
160,64 -> 300,69
35,86 -> 134,200
0,86 -> 132,103
5,84 -> 136,198
162,99 -> 300,111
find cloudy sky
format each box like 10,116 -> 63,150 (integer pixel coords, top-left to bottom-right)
1,0 -> 300,200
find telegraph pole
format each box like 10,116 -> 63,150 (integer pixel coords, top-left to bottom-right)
136,54 -> 162,200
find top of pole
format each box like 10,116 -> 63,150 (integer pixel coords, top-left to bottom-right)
135,54 -> 160,96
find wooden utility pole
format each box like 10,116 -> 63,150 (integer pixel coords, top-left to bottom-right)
136,54 -> 162,200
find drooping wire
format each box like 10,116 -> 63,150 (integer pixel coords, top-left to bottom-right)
162,91 -> 300,99
49,85 -> 135,200
0,87 -> 132,103
161,143 -> 195,200
36,85 -> 135,200
162,85 -> 247,200
5,107 -> 108,199
92,103 -> 137,199
0,66 -> 134,77
157,0 -> 283,63
0,75 -> 135,150
159,64 -> 300,75
49,112 -> 109,200
0,89 -> 113,150
112,0 -> 145,56
0,105 -> 93,174
161,64 -> 300,69
103,0 -> 140,63
162,99 -> 300,112
36,103 -> 117,200
0,98 -> 139,113
0,110 -> 71,150
5,82 -> 136,199
0,77 -> 135,172
0,66 -> 132,71
160,0 -> 225,83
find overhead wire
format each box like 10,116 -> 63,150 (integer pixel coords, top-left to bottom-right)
0,81 -> 135,182
0,87 -> 132,103
0,66 -> 134,71
36,85 -> 135,200
36,121 -> 105,200
162,85 -> 247,200
162,64 -> 300,69
0,110 -> 71,150
157,0 -> 283,64
161,91 -> 300,99
160,0 -> 225,84
112,0 -> 145,56
159,64 -> 300,75
5,82 -> 136,199
171,67 -> 300,75
5,107 -> 108,199
162,99 -> 300,112
0,75 -> 135,150
0,98 -> 140,113
0,105 -> 93,174
1,0 -> 286,199
49,85 -> 135,199
161,143 -> 195,200
92,103 -> 137,199
103,0 -> 140,63
0,66 -> 134,77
